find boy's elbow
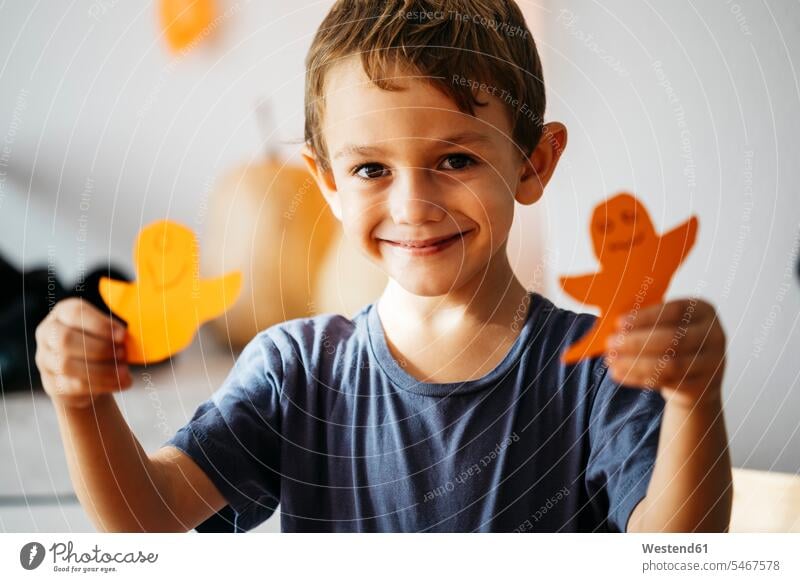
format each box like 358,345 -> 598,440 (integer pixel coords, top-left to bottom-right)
83,493 -> 189,533
91,514 -> 189,533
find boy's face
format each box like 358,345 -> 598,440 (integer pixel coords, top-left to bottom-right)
302,56 -> 565,297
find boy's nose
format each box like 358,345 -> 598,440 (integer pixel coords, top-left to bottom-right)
387,168 -> 447,225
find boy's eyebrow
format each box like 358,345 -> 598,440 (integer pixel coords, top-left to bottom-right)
333,131 -> 494,160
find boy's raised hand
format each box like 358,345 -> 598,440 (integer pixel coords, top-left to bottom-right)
35,297 -> 133,409
604,298 -> 727,407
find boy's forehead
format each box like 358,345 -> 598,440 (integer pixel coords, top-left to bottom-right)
323,57 -> 513,159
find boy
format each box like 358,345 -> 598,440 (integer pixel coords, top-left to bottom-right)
35,0 -> 731,532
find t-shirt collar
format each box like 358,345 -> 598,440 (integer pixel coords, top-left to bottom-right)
366,291 -> 542,397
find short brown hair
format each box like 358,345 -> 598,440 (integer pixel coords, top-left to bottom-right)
304,0 -> 546,172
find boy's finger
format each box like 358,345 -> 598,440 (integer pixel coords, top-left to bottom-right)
53,298 -> 127,343
41,369 -> 132,397
39,351 -> 131,387
618,299 -> 707,330
609,354 -> 712,387
87,361 -> 132,388
607,364 -> 657,389
74,360 -> 132,388
46,318 -> 127,362
607,325 -> 707,356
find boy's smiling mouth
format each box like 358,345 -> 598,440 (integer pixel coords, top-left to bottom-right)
378,229 -> 473,247
378,229 -> 475,257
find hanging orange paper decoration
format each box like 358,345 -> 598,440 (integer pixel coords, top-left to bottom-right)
160,0 -> 216,52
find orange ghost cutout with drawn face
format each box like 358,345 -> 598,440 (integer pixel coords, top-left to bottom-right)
559,193 -> 698,364
99,220 -> 242,365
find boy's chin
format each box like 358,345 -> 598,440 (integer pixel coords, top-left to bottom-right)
388,269 -> 472,298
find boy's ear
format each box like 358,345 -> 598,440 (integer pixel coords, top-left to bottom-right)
515,121 -> 568,205
300,143 -> 343,222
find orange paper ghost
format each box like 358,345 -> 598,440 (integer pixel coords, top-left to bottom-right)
99,220 -> 242,365
559,193 -> 698,364
160,0 -> 215,53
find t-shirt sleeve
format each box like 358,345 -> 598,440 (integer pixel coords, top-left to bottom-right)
162,331 -> 284,532
584,359 -> 665,532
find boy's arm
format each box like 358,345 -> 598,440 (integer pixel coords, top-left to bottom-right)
55,393 -> 227,532
627,388 -> 732,532
38,298 -> 280,532
605,298 -> 732,532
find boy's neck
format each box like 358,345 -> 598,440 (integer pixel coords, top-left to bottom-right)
376,244 -> 531,336
374,245 -> 533,384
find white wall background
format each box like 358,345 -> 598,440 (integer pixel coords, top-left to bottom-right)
537,0 -> 800,474
0,1 -> 797,473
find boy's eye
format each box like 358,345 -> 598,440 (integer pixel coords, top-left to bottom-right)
440,153 -> 477,171
352,163 -> 389,181
349,154 -> 478,181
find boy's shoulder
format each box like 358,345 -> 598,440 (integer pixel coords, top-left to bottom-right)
249,302 -> 372,354
525,291 -> 601,350
530,291 -> 596,326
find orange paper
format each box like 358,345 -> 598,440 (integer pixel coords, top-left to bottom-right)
559,192 -> 698,364
99,220 -> 242,365
160,0 -> 215,53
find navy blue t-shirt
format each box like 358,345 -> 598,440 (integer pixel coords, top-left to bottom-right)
164,291 -> 664,532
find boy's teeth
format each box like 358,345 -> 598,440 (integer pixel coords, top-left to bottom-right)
403,239 -> 440,248
400,234 -> 456,248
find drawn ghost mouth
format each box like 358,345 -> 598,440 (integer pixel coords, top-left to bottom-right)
608,232 -> 644,252
146,261 -> 189,289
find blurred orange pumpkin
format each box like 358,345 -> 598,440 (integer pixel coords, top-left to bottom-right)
203,99 -> 388,348
203,100 -> 324,348
202,150 -> 339,348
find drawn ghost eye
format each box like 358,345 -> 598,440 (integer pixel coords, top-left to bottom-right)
620,210 -> 635,224
594,218 -> 615,234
